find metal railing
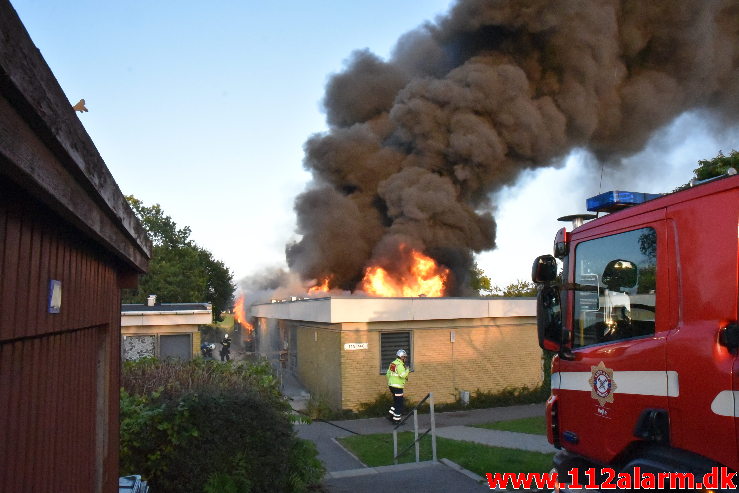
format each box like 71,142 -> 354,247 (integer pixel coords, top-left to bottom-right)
392,392 -> 437,464
289,390 -> 439,465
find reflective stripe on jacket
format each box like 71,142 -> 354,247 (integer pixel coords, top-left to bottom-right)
386,358 -> 409,388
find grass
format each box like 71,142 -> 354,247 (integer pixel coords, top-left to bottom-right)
338,432 -> 554,478
473,416 -> 547,435
216,313 -> 234,328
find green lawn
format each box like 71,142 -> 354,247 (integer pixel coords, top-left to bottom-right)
338,431 -> 554,478
473,416 -> 547,435
216,313 -> 234,328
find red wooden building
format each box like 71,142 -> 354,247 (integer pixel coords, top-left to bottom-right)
0,2 -> 151,491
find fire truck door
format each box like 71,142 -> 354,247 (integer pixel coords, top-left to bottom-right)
664,197 -> 739,470
555,227 -> 668,465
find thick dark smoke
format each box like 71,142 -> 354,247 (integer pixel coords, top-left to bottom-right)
286,0 -> 739,295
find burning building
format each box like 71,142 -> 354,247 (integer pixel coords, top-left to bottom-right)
250,296 -> 538,410
285,0 -> 739,294
246,0 -> 738,410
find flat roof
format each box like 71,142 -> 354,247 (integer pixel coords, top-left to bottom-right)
122,303 -> 211,315
249,296 -> 535,324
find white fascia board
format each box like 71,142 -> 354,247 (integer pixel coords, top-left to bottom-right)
249,297 -> 536,323
330,298 -> 414,323
487,298 -> 537,317
250,299 -> 332,323
121,311 -> 212,327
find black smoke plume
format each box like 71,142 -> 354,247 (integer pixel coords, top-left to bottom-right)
286,0 -> 739,295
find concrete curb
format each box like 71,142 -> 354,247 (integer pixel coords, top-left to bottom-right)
325,460 -> 438,479
329,436 -> 368,469
438,458 -> 486,484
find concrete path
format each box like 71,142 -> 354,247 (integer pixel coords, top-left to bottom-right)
284,374 -> 553,491
435,426 -> 555,453
323,460 -> 488,492
294,405 -> 554,491
294,403 -> 553,471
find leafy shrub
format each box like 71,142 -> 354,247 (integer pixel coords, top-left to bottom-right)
121,357 -> 281,402
120,358 -> 323,492
304,393 -> 333,420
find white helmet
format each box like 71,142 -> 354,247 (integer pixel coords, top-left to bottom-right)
224,333 -> 229,338
396,349 -> 407,358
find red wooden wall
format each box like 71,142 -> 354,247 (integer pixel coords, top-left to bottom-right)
0,175 -> 123,491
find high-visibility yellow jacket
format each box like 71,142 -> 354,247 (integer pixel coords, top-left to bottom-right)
386,358 -> 409,388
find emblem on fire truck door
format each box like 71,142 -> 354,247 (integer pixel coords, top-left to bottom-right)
589,361 -> 618,406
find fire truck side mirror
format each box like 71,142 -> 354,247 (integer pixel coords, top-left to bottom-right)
537,284 -> 564,351
719,323 -> 739,351
532,255 -> 558,284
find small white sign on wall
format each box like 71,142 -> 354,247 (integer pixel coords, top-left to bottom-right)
344,342 -> 368,351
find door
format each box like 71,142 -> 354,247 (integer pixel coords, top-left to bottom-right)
160,334 -> 192,360
556,225 -> 671,465
664,190 -> 739,470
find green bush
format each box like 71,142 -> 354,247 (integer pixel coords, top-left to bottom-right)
120,358 -> 324,492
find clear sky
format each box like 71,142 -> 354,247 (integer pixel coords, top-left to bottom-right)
10,1 -> 739,290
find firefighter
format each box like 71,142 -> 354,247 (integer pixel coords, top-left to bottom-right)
220,333 -> 232,361
386,349 -> 410,422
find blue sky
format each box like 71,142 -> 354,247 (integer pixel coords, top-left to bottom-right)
10,1 -> 738,290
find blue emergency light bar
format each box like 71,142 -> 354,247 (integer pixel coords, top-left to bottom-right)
586,191 -> 662,213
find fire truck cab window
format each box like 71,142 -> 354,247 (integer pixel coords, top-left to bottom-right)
573,228 -> 656,348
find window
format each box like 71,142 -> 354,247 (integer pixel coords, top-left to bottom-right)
380,331 -> 411,374
573,227 -> 657,348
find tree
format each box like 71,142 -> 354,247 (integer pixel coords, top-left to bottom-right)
124,196 -> 234,321
677,149 -> 739,190
469,262 -> 494,296
469,263 -> 537,297
693,149 -> 738,181
497,280 -> 538,297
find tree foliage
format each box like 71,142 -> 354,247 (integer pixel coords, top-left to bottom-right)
495,279 -> 538,297
120,358 -> 324,492
469,263 -> 537,297
124,196 -> 234,321
469,262 -> 494,295
693,149 -> 739,181
676,149 -> 739,191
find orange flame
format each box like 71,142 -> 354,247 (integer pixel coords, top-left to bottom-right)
233,295 -> 253,332
359,247 -> 449,297
307,277 -> 332,295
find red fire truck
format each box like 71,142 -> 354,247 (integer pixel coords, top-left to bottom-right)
532,171 -> 739,484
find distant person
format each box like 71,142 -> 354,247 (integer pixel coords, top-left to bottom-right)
200,342 -> 214,359
220,333 -> 232,361
386,349 -> 410,422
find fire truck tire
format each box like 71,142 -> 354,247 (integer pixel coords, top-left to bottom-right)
620,447 -> 733,492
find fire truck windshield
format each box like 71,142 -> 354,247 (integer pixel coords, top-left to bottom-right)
572,228 -> 657,348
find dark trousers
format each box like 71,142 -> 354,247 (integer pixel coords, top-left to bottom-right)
389,386 -> 404,415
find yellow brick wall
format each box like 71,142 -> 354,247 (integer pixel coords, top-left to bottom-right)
121,324 -> 200,358
340,325 -> 383,410
193,331 -> 201,357
338,317 -> 543,411
296,324 -> 343,409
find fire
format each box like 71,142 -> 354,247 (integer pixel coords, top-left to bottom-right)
233,295 -> 253,332
359,247 -> 449,297
307,277 -> 332,294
